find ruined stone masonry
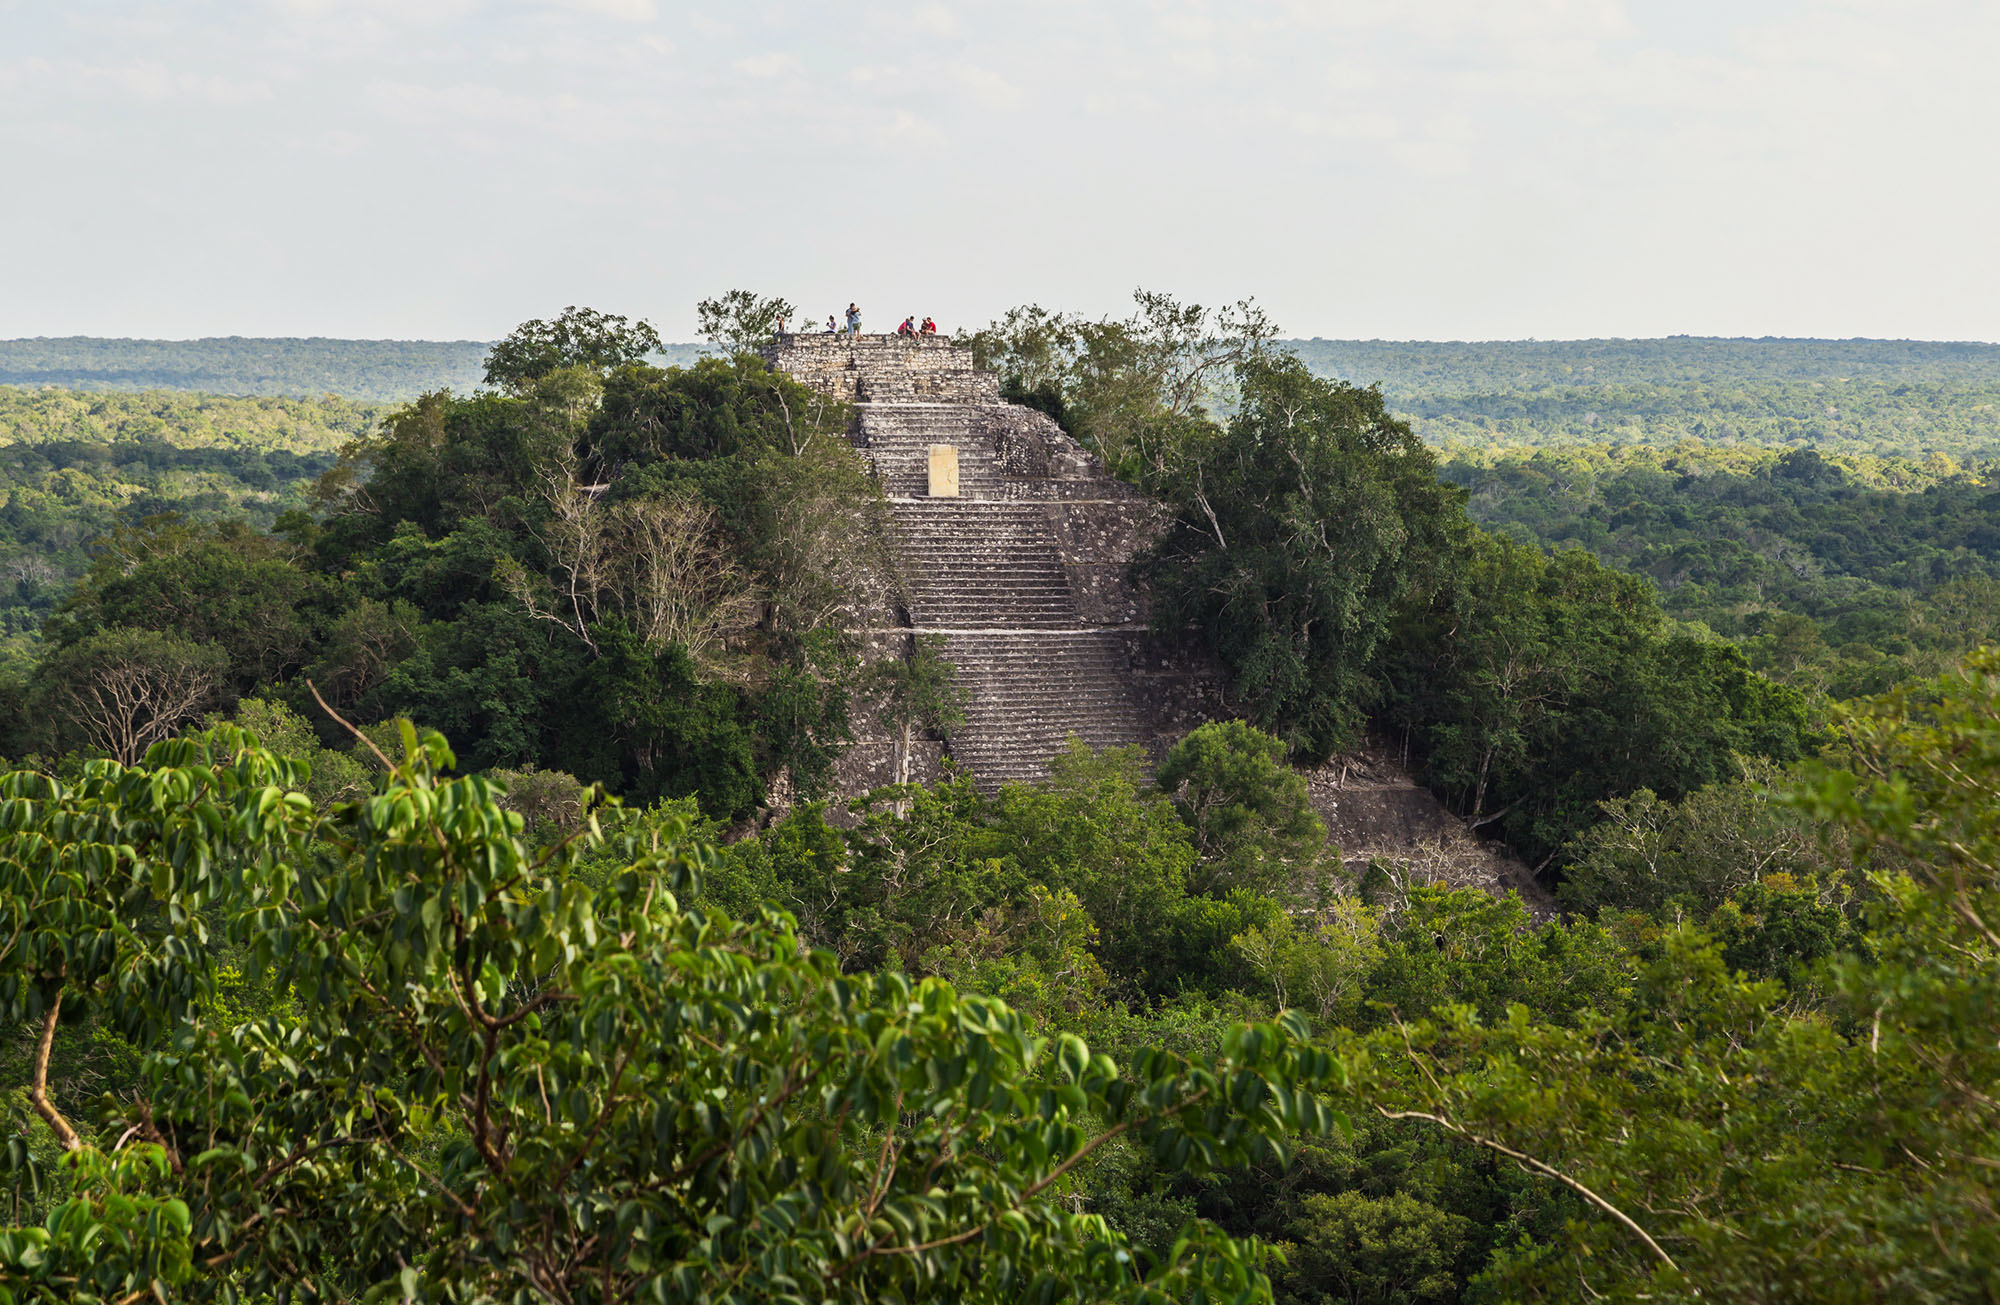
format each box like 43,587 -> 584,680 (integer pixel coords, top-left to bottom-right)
766,332 -> 1201,792
766,332 -> 1549,908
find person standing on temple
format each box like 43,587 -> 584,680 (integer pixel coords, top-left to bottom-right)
845,303 -> 861,335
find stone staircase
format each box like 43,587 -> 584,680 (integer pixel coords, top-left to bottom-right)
934,630 -> 1145,788
854,404 -> 1007,498
889,500 -> 1078,628
766,333 -> 1156,791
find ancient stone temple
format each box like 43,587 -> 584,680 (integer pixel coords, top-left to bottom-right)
766,333 -> 1192,791
764,332 -> 1548,906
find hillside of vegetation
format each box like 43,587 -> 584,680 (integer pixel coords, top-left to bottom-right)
6,301 -> 2000,1303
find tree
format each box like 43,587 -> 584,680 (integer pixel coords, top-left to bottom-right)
962,290 -> 1277,480
987,743 -> 1208,995
1281,1189 -> 1472,1305
1156,720 -> 1332,897
210,696 -> 372,805
303,597 -> 421,710
33,627 -> 227,763
752,443 -> 899,634
1229,898 -> 1381,1023
1140,356 -> 1466,760
696,288 -> 797,355
1557,763 -> 1846,918
482,306 -> 662,394
503,477 -> 759,668
588,354 -> 850,468
46,517 -> 319,694
587,626 -> 761,813
0,722 -> 1341,1302
868,634 -> 967,795
1380,536 -> 1814,871
1379,535 -> 1643,828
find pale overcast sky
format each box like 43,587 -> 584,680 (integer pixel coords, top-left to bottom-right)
2,0 -> 1995,342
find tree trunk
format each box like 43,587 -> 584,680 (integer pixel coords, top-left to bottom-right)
894,719 -> 912,819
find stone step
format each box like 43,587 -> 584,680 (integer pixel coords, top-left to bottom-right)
928,626 -> 1150,790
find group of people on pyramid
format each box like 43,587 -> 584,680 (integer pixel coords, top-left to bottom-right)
815,304 -> 937,337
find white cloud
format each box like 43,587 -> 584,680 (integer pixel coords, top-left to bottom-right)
733,51 -> 803,79
908,3 -> 959,37
1157,12 -> 1214,42
313,128 -> 368,156
16,58 -> 276,105
363,80 -> 601,132
949,62 -> 1023,111
263,0 -> 479,23
1274,107 -> 1399,142
1268,0 -> 1633,41
874,107 -> 946,149
532,0 -> 659,20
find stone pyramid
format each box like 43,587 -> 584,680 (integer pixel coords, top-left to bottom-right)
766,332 -> 1210,792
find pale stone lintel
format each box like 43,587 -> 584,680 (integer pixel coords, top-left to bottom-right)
843,625 -> 1145,636
883,496 -> 1140,505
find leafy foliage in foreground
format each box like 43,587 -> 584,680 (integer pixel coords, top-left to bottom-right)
2,657 -> 1996,1301
0,723 -> 1338,1303
1347,656 -> 2000,1299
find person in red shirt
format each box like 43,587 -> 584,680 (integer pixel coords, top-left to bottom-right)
920,317 -> 938,335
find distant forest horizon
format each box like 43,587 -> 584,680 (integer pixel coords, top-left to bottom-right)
6,331 -> 1998,462
6,332 -> 2000,403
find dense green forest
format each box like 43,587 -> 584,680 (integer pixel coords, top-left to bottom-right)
3,302 -> 1998,1302
1440,442 -> 2000,698
1293,335 -> 2000,391
0,388 -> 372,650
0,386 -> 382,451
